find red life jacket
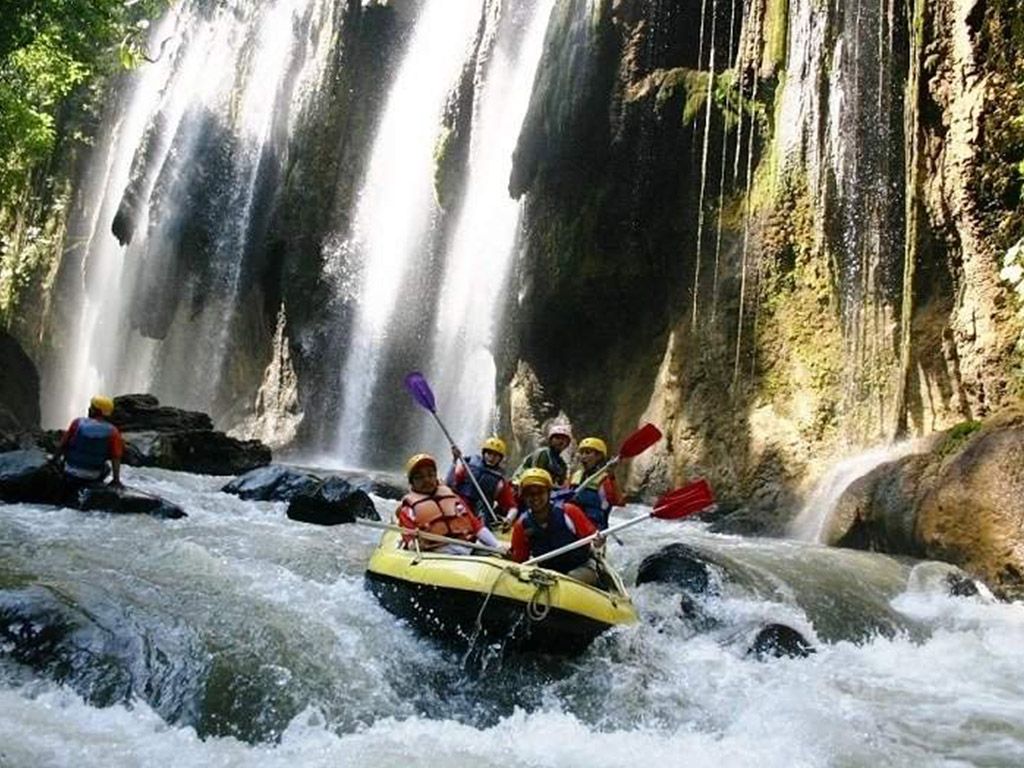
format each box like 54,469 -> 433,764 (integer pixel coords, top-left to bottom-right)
401,484 -> 475,549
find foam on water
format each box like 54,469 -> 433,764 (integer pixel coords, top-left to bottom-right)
2,472 -> 1024,766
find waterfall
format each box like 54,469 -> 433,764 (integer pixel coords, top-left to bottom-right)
788,440 -> 919,543
48,0 -> 326,426
419,0 -> 555,459
332,0 -> 484,467
691,0 -> 719,327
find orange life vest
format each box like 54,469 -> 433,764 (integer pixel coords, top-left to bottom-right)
401,485 -> 475,548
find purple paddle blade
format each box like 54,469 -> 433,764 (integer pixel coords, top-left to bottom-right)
404,371 -> 436,412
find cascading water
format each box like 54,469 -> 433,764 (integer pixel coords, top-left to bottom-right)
47,0 -> 327,427
418,0 -> 554,460
331,1 -> 484,468
3,477 -> 1023,766
788,439 -> 920,542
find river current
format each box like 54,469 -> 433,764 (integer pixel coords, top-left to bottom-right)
1,467 -> 1023,767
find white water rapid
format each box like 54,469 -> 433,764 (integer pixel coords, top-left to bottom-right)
2,469 -> 1024,766
332,0 -> 485,466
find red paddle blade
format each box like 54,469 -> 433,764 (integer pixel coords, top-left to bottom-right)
404,371 -> 436,412
618,423 -> 662,459
652,478 -> 715,519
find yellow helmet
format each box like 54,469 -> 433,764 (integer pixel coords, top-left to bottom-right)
578,437 -> 608,457
518,467 -> 553,489
90,395 -> 115,417
404,453 -> 436,478
481,437 -> 506,457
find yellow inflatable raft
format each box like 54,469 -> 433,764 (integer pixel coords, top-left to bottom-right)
365,531 -> 636,654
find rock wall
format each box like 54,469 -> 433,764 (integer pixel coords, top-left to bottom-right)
501,0 -> 1024,509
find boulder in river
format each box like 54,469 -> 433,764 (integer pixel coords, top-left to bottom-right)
747,624 -> 815,661
222,465 -> 321,501
1,448 -> 185,518
636,543 -> 717,595
71,484 -> 186,520
825,413 -> 1024,599
286,477 -> 380,525
0,449 -> 62,505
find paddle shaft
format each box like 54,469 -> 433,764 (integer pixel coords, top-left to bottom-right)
356,519 -> 506,556
522,509 -> 656,567
574,455 -> 620,494
428,411 -> 500,526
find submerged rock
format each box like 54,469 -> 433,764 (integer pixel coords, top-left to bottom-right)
286,477 -> 380,525
747,624 -> 815,661
72,485 -> 186,520
636,543 -> 716,595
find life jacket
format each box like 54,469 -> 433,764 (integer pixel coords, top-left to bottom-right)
571,469 -> 609,530
64,418 -> 115,480
518,447 -> 567,486
522,501 -> 591,574
401,484 -> 475,549
450,454 -> 504,510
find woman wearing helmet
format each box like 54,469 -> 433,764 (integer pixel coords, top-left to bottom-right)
445,437 -> 516,529
512,423 -> 572,488
397,453 -> 504,555
569,437 -> 624,530
509,467 -> 602,585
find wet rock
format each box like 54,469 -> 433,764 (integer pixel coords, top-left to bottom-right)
747,624 -> 815,661
110,394 -> 213,432
946,572 -> 981,598
125,429 -> 271,476
286,477 -> 380,526
678,593 -> 721,631
0,449 -> 62,504
826,417 -> 1024,599
636,543 -> 715,595
72,485 -> 187,520
0,329 -> 41,431
222,465 -> 320,501
0,448 -> 184,518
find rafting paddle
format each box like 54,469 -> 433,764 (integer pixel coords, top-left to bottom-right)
522,479 -> 716,568
404,371 -> 500,526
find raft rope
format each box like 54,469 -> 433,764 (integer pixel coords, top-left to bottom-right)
473,564 -> 559,633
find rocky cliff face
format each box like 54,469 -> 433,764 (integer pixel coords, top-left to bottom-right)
502,0 -> 1024,507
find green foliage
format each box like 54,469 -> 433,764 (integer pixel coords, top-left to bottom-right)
936,420 -> 983,458
0,0 -> 167,203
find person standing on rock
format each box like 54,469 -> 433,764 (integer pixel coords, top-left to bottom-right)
446,437 -> 517,529
569,437 -> 624,529
513,424 -> 572,488
509,468 -> 603,585
398,453 -> 505,555
53,395 -> 124,488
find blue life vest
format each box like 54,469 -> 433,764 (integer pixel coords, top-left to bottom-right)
449,455 -> 503,504
64,418 -> 115,480
573,483 -> 607,529
522,501 -> 591,574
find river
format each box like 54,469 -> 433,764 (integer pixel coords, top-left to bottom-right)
2,467 -> 1023,767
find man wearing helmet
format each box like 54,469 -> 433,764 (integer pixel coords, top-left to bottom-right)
398,453 -> 505,555
509,467 -> 602,585
569,436 -> 624,529
513,423 -> 572,488
53,395 -> 125,489
446,437 -> 517,529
